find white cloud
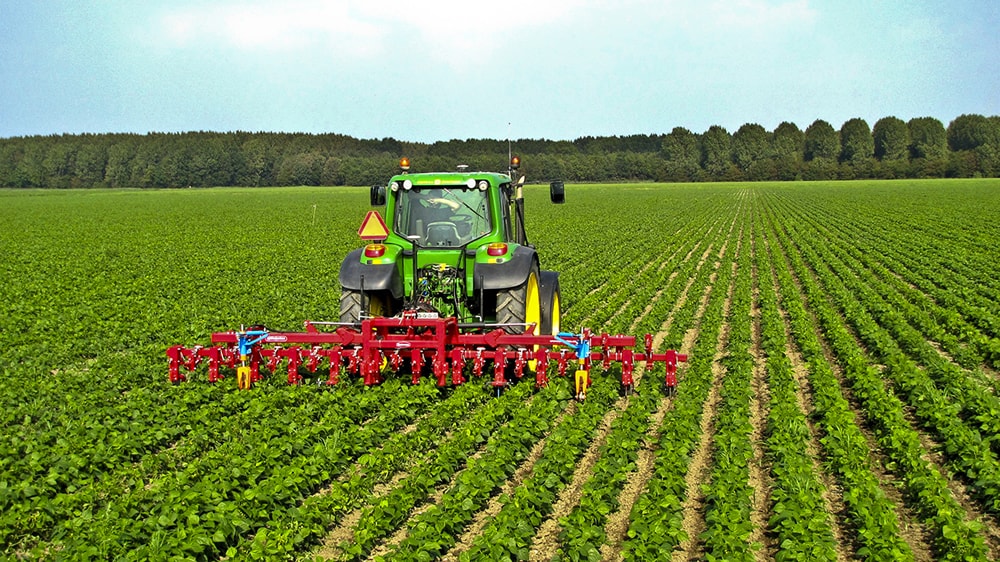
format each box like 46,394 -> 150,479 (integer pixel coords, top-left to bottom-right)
154,0 -> 583,64
646,0 -> 817,36
711,0 -> 817,30
159,2 -> 380,55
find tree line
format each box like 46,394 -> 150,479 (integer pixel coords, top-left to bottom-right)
0,114 -> 997,188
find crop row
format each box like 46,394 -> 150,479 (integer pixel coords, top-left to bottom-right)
621,204 -> 741,560
562,196 -> 726,330
698,212 -> 756,560
237,377 -> 530,559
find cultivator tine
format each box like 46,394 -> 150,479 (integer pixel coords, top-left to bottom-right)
411,350 -> 425,384
389,351 -> 404,372
513,349 -> 527,380
203,346 -> 224,383
491,348 -> 506,389
324,347 -> 342,385
665,349 -> 684,393
362,349 -> 383,386
433,352 -> 448,387
345,349 -> 361,377
620,348 -> 635,390
277,346 -> 303,385
450,348 -> 466,386
166,345 -> 191,383
472,349 -> 486,378
534,348 -> 549,388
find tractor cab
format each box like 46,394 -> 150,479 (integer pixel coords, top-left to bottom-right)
390,176 -> 499,248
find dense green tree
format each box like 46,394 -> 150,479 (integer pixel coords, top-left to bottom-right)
15,139 -> 50,187
75,141 -> 108,187
661,127 -> 701,182
105,139 -> 137,188
839,118 -> 874,163
948,113 -> 1000,151
872,116 -> 910,161
770,122 -> 804,180
731,123 -> 770,172
946,149 -> 978,177
771,122 -> 804,159
701,125 -> 733,179
804,120 -> 839,161
0,142 -> 17,186
239,137 -> 279,186
187,137 -> 236,187
42,139 -> 77,188
320,156 -> 343,185
974,143 -> 1000,177
800,157 -> 837,181
907,117 -> 948,159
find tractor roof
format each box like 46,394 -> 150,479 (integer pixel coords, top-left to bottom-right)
388,170 -> 512,188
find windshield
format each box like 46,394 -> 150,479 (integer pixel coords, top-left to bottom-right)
394,186 -> 492,247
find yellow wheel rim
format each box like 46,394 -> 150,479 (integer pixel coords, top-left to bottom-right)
551,292 -> 560,335
526,272 -> 540,335
526,272 -> 541,372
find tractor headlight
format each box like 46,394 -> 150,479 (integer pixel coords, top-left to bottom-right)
466,178 -> 476,189
478,180 -> 489,191
390,182 -> 399,192
402,179 -> 413,190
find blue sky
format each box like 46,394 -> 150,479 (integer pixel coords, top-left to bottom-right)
1,0 -> 997,143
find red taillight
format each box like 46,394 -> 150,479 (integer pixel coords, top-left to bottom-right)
364,244 -> 386,258
487,243 -> 508,257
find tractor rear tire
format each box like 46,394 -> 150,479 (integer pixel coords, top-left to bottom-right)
339,290 -> 389,323
497,265 -> 541,335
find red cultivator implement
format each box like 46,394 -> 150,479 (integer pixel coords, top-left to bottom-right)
167,313 -> 686,399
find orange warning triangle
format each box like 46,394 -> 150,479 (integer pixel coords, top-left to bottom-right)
358,210 -> 389,240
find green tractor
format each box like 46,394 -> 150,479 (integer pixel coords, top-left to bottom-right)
338,157 -> 564,337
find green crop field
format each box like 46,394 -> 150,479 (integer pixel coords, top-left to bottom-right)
3,179 -> 1000,561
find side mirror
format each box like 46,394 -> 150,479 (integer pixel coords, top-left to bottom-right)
549,180 -> 565,204
370,184 -> 386,206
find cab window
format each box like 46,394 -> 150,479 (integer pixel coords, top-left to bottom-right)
394,186 -> 492,247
